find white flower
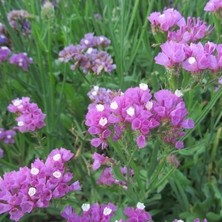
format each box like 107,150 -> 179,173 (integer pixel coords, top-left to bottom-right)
99,117 -> 108,126
103,207 -> 112,216
126,107 -> 135,116
81,203 -> 90,211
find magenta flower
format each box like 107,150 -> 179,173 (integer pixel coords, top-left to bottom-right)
0,148 -> 80,222
61,203 -> 116,222
204,0 -> 222,12
168,17 -> 212,43
9,53 -> 33,71
8,97 -> 46,133
182,42 -> 209,73
155,41 -> 188,68
148,8 -> 185,32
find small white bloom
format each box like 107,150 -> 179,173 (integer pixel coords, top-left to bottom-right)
86,47 -> 93,54
31,167 -> 39,175
1,46 -> 9,50
28,187 -> 36,197
84,40 -> 89,45
53,153 -> 61,161
103,207 -> 112,216
96,104 -> 105,112
139,83 -> 148,90
175,89 -> 183,97
137,202 -> 145,210
145,101 -> 153,110
99,37 -> 104,42
81,203 -> 90,211
6,135 -> 12,139
53,171 -> 62,179
110,101 -> 118,110
188,57 -> 196,65
176,220 -> 184,222
13,99 -> 22,106
18,121 -> 24,126
126,107 -> 135,117
99,117 -> 108,126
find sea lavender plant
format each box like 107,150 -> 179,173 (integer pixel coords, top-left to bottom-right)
8,97 -> 46,132
0,148 -> 80,222
59,33 -> 116,75
7,10 -> 31,35
9,53 -> 33,71
85,84 -> 194,149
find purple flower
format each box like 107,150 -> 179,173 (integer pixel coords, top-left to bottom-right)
0,148 -> 79,222
9,53 -> 33,71
58,33 -> 115,75
8,97 -> 46,133
168,17 -> 212,43
61,203 -> 116,222
123,202 -> 152,222
204,0 -> 222,12
155,41 -> 187,68
0,46 -> 11,62
148,8 -> 185,32
92,153 -> 113,170
7,10 -> 31,35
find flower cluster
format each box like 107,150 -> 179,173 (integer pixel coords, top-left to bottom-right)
7,10 -> 31,35
204,0 -> 222,13
8,97 -> 46,133
61,202 -> 152,222
86,84 -> 194,149
148,8 -> 185,32
59,33 -> 116,75
0,148 -> 80,222
148,9 -> 211,43
155,41 -> 222,73
0,46 -> 33,71
0,128 -> 16,144
87,85 -> 122,107
167,17 -> 212,43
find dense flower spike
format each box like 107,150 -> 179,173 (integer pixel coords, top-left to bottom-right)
86,84 -> 194,149
9,53 -> 33,71
8,97 -> 46,132
148,8 -> 185,32
204,0 -> 222,13
0,148 -> 80,222
7,10 -> 31,35
59,33 -> 116,75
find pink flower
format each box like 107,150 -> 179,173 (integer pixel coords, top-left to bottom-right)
148,8 -> 185,32
155,41 -> 187,68
204,0 -> 222,12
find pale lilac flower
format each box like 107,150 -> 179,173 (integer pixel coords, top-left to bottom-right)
9,53 -> 33,71
8,97 -> 46,133
0,148 -> 80,222
148,8 -> 185,32
0,46 -> 11,62
204,0 -> 222,12
7,10 -> 31,35
59,33 -> 115,75
2,130 -> 16,144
